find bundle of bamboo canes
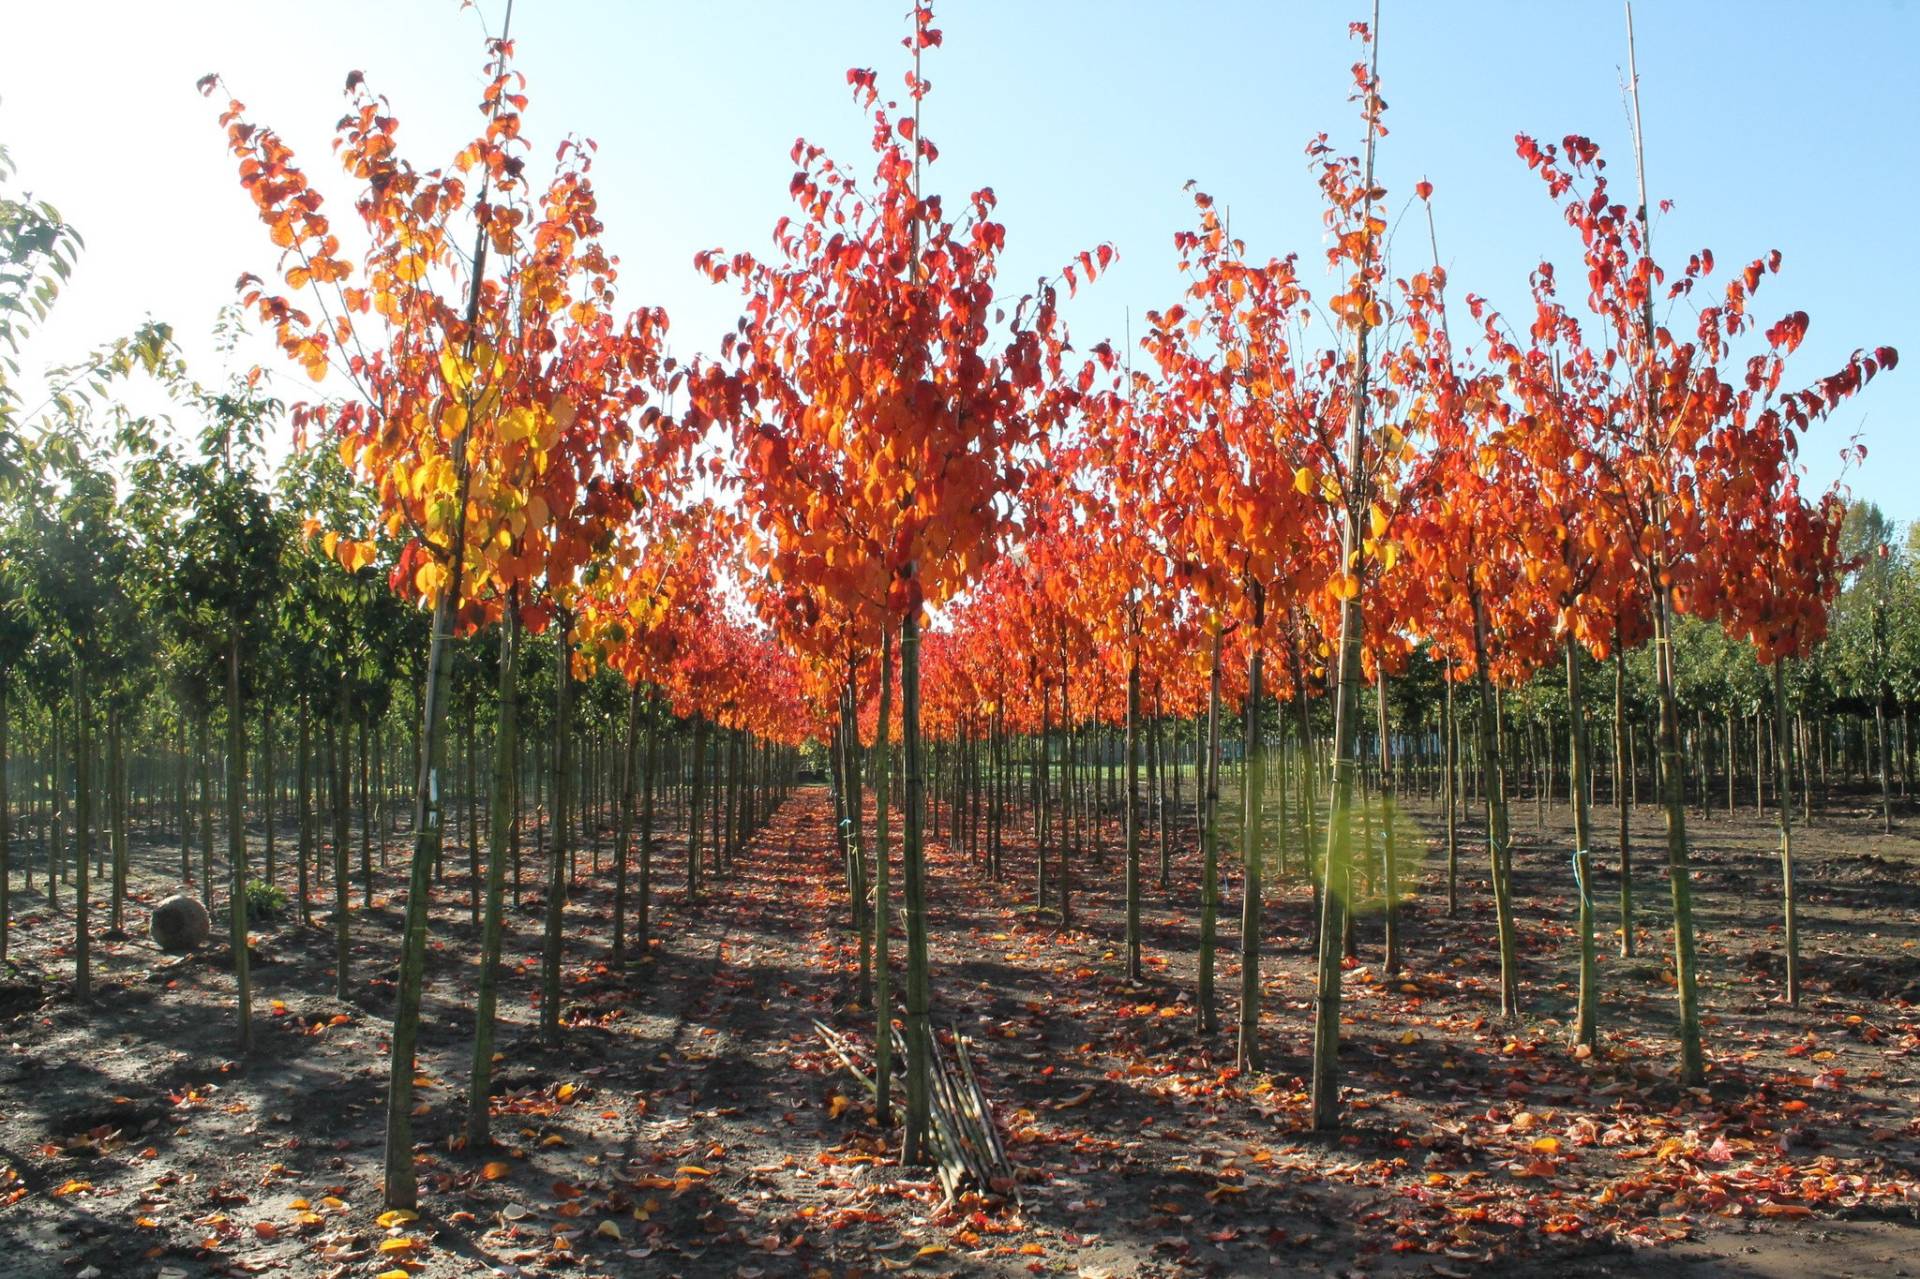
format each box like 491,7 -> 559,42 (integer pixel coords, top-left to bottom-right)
813,1019 -> 1018,1203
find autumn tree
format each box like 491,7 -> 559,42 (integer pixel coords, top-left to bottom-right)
1515,19 -> 1897,1077
1142,187 -> 1324,1070
207,12 -> 684,1203
692,2 -> 1101,1162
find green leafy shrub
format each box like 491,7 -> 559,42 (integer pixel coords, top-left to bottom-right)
244,879 -> 288,923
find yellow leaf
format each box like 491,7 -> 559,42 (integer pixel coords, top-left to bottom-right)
826,1093 -> 851,1120
915,1245 -> 948,1258
556,1083 -> 578,1102
377,1236 -> 418,1253
379,1272 -> 412,1279
1294,466 -> 1314,496
501,406 -> 535,443
438,346 -> 471,394
376,1209 -> 418,1228
676,1165 -> 713,1178
51,1179 -> 92,1197
595,1219 -> 622,1241
414,561 -> 447,599
1530,1136 -> 1561,1155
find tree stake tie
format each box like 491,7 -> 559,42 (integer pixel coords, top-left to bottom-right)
1572,848 -> 1594,907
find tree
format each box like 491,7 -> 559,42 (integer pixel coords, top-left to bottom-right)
175,384 -> 285,1052
208,12 -> 682,1202
1515,24 -> 1896,1076
692,1 -> 1102,1162
1834,502 -> 1901,833
12,422 -> 133,1000
1142,183 -> 1326,1071
0,134 -> 84,478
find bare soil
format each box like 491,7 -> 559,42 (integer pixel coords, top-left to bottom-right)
1,780 -> 1917,1278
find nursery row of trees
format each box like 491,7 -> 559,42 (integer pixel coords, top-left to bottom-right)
1,0 -> 1906,1210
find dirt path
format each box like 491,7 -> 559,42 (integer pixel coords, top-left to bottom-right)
2,784 -> 1919,1277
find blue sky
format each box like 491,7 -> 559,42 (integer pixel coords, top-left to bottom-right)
6,1 -> 1915,520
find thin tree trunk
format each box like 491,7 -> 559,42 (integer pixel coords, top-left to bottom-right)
227,628 -> 252,1052
1615,645 -> 1633,957
199,710 -> 213,910
331,688 -> 350,1000
1059,659 -> 1075,927
468,601 -> 520,1143
1152,697 -> 1170,891
1626,0 -> 1704,1084
72,663 -> 91,1000
109,710 -> 126,934
688,717 -> 707,903
0,671 -> 10,965
466,705 -> 479,922
263,702 -> 275,889
1567,638 -> 1597,1049
1471,587 -> 1520,1019
1773,660 -> 1800,1005
1876,696 -> 1893,834
359,717 -> 373,908
1124,648 -> 1143,981
1377,672 -> 1400,976
1443,665 -> 1458,916
1196,632 -> 1223,1034
636,687 -> 660,954
298,696 -> 312,927
612,679 -> 641,967
1238,588 -> 1267,1073
1035,695 -> 1050,911
874,628 -> 895,1128
900,606 -> 933,1166
540,621 -> 573,1046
